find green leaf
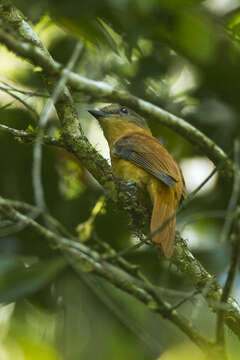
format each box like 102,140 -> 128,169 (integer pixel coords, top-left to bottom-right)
225,7 -> 240,41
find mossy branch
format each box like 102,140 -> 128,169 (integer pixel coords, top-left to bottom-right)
0,1 -> 239,353
0,197 -> 216,355
0,0 -> 233,175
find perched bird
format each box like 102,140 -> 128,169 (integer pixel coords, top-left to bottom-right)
88,104 -> 186,258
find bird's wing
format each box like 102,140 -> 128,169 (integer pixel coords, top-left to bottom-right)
113,132 -> 181,188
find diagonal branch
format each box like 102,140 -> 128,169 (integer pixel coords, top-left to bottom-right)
1,195 -> 240,342
174,234 -> 240,341
0,196 -> 214,354
0,123 -> 65,147
216,139 -> 240,348
32,41 -> 83,210
0,3 -> 233,174
1,1 -> 240,348
0,85 -> 39,120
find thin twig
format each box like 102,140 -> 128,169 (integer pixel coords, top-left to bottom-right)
170,290 -> 200,311
220,142 -> 240,244
190,278 -> 217,324
107,165 -> 219,259
1,197 -> 202,304
79,273 -> 162,357
0,123 -> 65,147
103,238 -> 152,260
1,4 -> 240,350
148,166 -> 219,242
0,80 -> 47,97
179,210 -> 226,231
216,139 -> 240,348
0,123 -> 35,138
0,197 -> 240,342
0,26 -> 233,172
0,198 -> 213,353
0,208 -> 41,237
4,198 -> 73,238
32,41 -> 84,210
0,99 -> 15,110
130,165 -> 218,248
0,85 -> 39,120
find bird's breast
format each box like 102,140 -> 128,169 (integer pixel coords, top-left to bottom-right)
111,157 -> 151,189
111,155 -> 184,207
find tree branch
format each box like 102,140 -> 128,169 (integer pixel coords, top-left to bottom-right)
0,85 -> 39,120
0,196 -> 214,354
0,1 -> 240,351
32,42 -> 83,210
0,123 -> 65,147
174,235 -> 240,340
0,2 -> 233,174
216,139 -> 240,348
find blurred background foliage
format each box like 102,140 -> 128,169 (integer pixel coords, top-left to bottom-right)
0,0 -> 240,359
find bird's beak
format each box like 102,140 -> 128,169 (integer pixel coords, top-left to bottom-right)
88,109 -> 107,119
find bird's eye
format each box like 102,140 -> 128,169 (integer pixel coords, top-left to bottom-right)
120,107 -> 128,114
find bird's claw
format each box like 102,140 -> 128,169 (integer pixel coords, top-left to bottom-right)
125,181 -> 137,193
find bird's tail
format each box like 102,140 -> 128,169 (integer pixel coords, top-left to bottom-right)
150,187 -> 176,258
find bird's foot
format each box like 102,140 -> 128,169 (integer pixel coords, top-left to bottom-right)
125,181 -> 137,194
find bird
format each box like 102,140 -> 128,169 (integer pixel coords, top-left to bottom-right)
88,104 -> 186,258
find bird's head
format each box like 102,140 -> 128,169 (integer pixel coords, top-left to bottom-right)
88,104 -> 151,146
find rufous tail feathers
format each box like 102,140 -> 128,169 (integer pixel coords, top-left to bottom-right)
151,189 -> 176,258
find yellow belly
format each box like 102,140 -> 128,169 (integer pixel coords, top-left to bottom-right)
112,158 -> 150,186
112,157 -> 176,206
